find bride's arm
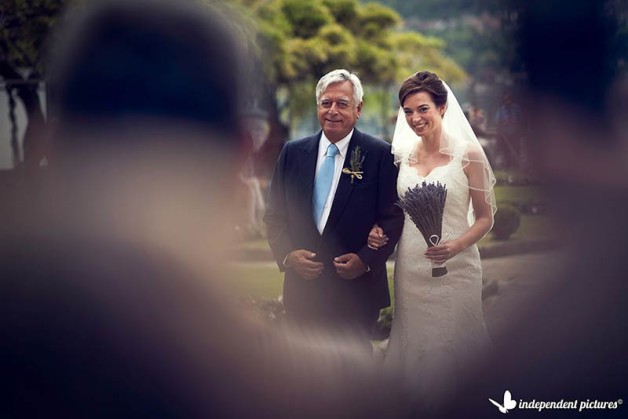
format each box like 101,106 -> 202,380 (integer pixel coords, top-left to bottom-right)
367,224 -> 388,249
425,148 -> 494,264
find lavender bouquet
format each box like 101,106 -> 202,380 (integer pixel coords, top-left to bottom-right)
397,181 -> 448,277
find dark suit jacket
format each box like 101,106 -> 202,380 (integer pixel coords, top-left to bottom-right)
264,129 -> 404,318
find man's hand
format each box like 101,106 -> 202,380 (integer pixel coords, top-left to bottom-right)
286,249 -> 324,280
333,253 -> 367,279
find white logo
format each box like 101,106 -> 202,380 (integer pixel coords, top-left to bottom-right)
490,390 -> 517,413
489,390 -> 623,413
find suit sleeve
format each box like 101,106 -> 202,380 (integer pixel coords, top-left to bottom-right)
356,147 -> 404,273
263,144 -> 294,272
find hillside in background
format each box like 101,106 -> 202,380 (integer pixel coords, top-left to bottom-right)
364,0 -> 522,86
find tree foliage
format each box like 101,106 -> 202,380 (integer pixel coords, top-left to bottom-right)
247,0 -> 464,86
0,0 -> 66,76
234,0 -> 466,138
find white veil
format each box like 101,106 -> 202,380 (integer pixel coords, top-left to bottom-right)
391,81 -> 497,220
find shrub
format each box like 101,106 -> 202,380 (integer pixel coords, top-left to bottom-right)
494,170 -> 544,186
372,306 -> 393,340
241,296 -> 286,322
499,199 -> 547,215
492,203 -> 521,240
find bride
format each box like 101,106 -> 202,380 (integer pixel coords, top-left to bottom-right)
369,71 -> 496,405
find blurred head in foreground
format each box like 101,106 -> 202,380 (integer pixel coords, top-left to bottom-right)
1,1 -> 391,417
50,0 -> 242,138
43,0 -> 249,267
3,0 -> 246,415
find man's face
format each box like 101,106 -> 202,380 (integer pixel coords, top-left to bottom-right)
317,81 -> 363,143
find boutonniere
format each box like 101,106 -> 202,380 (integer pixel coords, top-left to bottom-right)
342,146 -> 365,184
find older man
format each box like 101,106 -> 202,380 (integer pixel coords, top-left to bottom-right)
265,69 -> 404,350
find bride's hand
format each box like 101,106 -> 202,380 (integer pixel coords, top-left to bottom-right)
367,224 -> 388,250
424,241 -> 463,264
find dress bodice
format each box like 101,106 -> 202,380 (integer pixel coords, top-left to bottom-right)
396,154 -> 471,242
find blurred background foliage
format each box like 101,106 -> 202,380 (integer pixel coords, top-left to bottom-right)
230,0 -> 467,150
1,0 -> 626,173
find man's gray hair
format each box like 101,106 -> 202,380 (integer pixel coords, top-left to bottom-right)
315,69 -> 363,106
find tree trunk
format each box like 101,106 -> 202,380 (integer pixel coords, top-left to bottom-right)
0,63 -> 47,171
258,82 -> 289,179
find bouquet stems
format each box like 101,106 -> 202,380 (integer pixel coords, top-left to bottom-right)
428,234 -> 447,277
431,260 -> 448,277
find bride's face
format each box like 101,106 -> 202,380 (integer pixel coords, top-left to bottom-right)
402,91 -> 445,139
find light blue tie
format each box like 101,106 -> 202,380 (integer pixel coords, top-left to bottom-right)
313,143 -> 339,224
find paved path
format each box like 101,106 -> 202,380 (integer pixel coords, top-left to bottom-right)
481,250 -> 568,343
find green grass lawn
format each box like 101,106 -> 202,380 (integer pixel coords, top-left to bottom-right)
494,185 -> 545,204
225,263 -> 284,298
238,238 -> 272,251
225,263 -> 395,300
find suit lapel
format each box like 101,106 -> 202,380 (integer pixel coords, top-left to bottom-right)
322,129 -> 363,236
299,133 -> 322,236
299,133 -> 320,195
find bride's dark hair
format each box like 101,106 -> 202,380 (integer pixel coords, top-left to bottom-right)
398,71 -> 448,109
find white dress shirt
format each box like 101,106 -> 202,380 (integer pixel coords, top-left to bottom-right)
315,130 -> 352,234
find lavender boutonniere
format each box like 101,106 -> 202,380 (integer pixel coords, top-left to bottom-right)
342,146 -> 365,184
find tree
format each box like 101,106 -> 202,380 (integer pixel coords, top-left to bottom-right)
0,0 -> 66,170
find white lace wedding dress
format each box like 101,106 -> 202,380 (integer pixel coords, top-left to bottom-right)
384,150 -> 491,405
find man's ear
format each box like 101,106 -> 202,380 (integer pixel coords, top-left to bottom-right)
356,101 -> 364,118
